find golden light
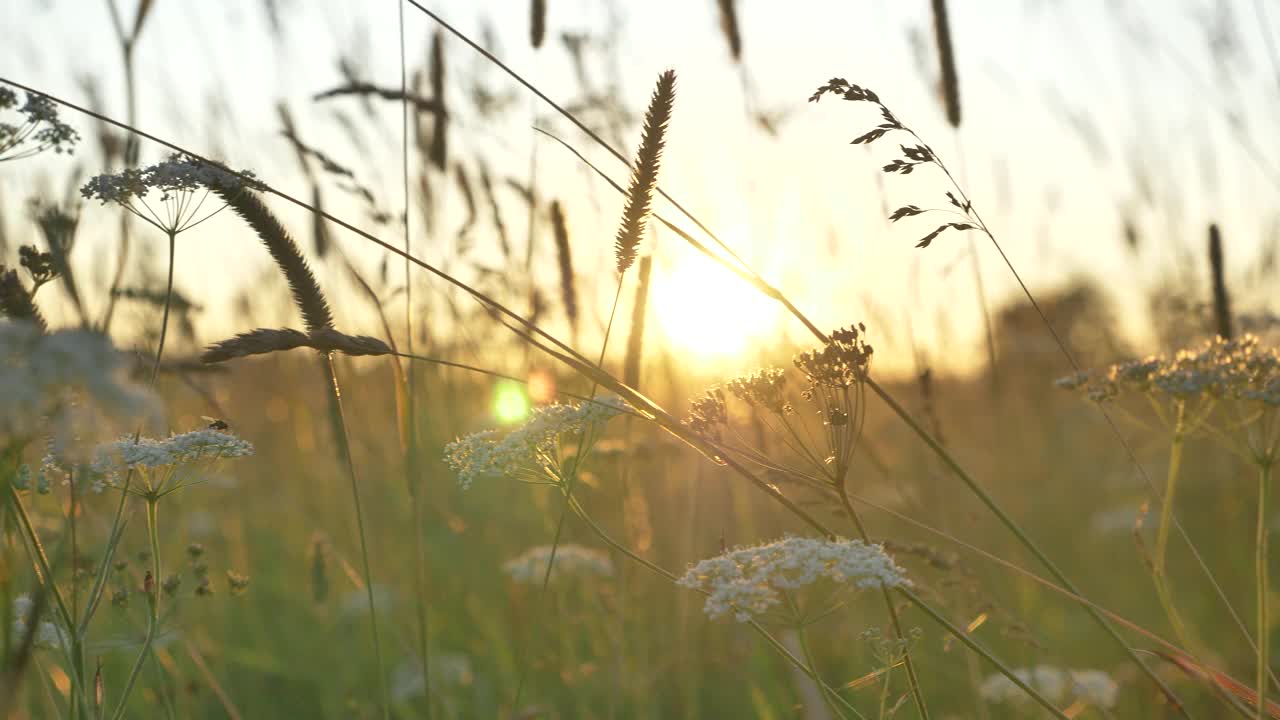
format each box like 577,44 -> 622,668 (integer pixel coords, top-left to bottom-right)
492,380 -> 531,424
650,255 -> 779,359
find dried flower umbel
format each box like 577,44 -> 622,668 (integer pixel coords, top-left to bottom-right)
503,544 -> 613,585
0,88 -> 80,161
443,396 -> 628,489
677,536 -> 910,622
81,153 -> 261,235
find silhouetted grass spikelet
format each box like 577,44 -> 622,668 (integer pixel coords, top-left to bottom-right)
0,268 -> 45,331
623,255 -> 652,388
201,327 -> 392,364
930,0 -> 962,128
716,0 -> 742,61
1208,223 -> 1233,340
615,70 -> 675,274
211,186 -> 334,333
531,0 -> 546,49
550,200 -> 578,333
428,30 -> 448,170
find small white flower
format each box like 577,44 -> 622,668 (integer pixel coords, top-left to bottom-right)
503,544 -> 613,585
444,396 -> 628,488
677,536 -> 911,622
9,594 -> 68,652
81,153 -> 260,234
979,665 -> 1118,709
91,428 -> 254,495
0,90 -> 80,161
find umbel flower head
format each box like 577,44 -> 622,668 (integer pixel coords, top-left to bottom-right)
81,153 -> 262,234
0,321 -> 158,446
0,88 -> 80,161
794,324 -> 874,388
979,666 -> 1119,709
443,396 -> 628,488
1057,334 -> 1280,405
725,367 -> 790,414
677,536 -> 910,622
91,428 -> 254,497
503,544 -> 614,585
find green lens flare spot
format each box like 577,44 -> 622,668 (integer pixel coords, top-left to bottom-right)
493,381 -> 530,424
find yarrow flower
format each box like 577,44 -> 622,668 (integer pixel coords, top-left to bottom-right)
1058,334 -> 1280,405
91,428 -> 254,496
81,153 -> 262,234
0,321 -> 157,446
677,536 -> 910,622
979,666 -> 1119,709
503,544 -> 614,584
10,594 -> 68,651
443,396 -> 628,488
0,89 -> 80,161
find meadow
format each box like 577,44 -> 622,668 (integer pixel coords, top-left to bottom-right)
2,1 -> 1280,718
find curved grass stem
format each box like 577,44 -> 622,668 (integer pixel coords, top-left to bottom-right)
110,498 -> 161,720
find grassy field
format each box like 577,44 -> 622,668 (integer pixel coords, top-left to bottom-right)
3,1 -> 1280,718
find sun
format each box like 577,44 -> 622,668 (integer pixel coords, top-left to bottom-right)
650,256 -> 779,359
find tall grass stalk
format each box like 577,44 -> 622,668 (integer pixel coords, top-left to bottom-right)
324,354 -> 390,719
109,497 -> 162,720
1152,401 -> 1197,653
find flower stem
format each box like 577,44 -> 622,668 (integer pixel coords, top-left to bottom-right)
149,230 -> 176,385
323,354 -> 390,720
110,497 -> 161,720
792,613 -> 851,720
837,484 -> 930,719
1259,459 -> 1273,720
1152,401 -> 1197,654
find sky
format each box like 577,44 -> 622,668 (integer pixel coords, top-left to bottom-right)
2,0 -> 1278,377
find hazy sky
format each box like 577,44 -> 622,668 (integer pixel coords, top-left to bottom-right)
3,0 -> 1278,375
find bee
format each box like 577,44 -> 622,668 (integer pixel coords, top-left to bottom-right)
201,416 -> 229,431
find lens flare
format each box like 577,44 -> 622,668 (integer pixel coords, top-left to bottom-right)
493,380 -> 531,424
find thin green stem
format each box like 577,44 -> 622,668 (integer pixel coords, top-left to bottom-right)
1258,459 -> 1272,720
324,354 -> 390,720
110,498 -> 161,720
1152,401 -> 1197,654
150,231 -> 176,385
837,484 -> 930,720
790,605 -> 851,720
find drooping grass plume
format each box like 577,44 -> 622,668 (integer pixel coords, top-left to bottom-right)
200,327 -> 392,364
210,186 -> 333,333
623,255 -> 651,389
453,162 -> 478,244
930,0 -> 962,128
531,0 -> 546,49
716,0 -> 742,62
614,70 -> 675,274
549,200 -> 578,334
1209,223 -> 1233,340
313,82 -> 445,114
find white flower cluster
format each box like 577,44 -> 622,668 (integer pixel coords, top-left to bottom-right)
979,666 -> 1118,709
1059,334 -> 1280,405
90,429 -> 253,495
80,153 -> 260,206
10,594 -> 68,651
0,89 -> 80,160
0,321 -> 157,444
677,536 -> 911,622
443,396 -> 628,488
92,429 -> 254,475
503,544 -> 614,585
